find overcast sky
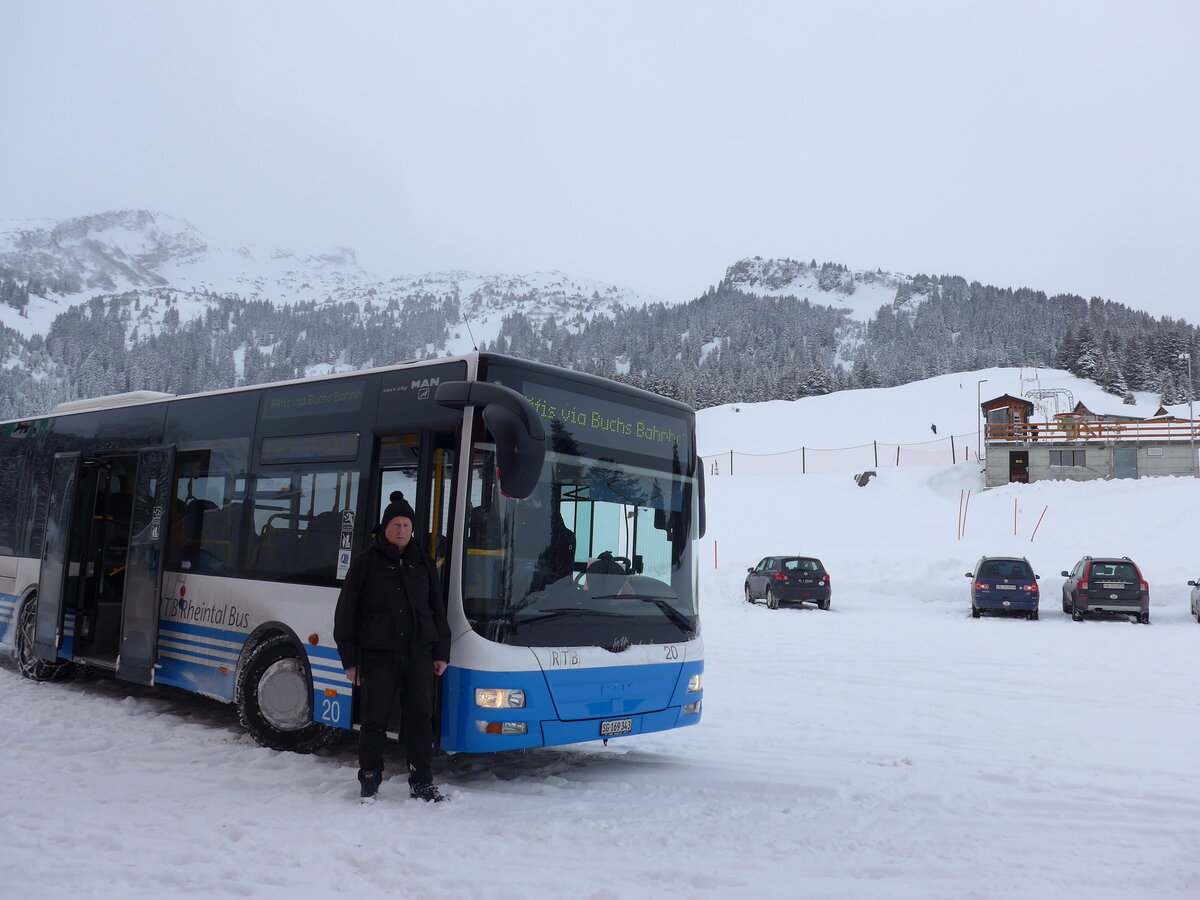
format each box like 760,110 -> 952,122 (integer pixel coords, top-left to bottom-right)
3,1 -> 1197,321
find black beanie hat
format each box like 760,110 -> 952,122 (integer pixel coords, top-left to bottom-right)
380,491 -> 417,529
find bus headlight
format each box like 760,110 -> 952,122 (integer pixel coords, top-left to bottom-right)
475,688 -> 526,709
687,674 -> 702,693
682,700 -> 702,716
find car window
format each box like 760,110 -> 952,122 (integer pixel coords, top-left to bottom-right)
756,558 -> 769,573
782,559 -> 818,572
981,560 -> 1033,579
1091,563 -> 1137,580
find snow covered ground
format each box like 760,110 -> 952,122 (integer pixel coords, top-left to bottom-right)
4,372 -> 1200,898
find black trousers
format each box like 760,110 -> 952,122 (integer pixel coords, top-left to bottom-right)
357,649 -> 436,784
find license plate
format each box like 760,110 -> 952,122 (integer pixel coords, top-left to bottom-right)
1101,583 -> 1125,589
600,718 -> 633,737
996,584 -> 1016,590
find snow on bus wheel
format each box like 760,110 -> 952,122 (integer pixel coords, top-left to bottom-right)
15,594 -> 77,683
236,633 -> 338,753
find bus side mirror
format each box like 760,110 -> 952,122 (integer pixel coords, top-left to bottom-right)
436,381 -> 546,500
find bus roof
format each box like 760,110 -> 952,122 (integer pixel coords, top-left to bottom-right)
4,351 -> 696,424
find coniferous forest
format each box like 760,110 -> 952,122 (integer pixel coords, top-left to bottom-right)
0,265 -> 1197,421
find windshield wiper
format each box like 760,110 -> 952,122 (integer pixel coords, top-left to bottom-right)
511,607 -> 627,627
586,593 -> 696,635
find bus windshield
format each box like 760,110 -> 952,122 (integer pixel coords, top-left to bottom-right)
463,444 -> 698,648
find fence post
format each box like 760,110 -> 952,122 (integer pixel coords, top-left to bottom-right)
950,434 -> 956,463
730,450 -> 734,476
895,445 -> 901,466
802,446 -> 806,474
873,441 -> 878,467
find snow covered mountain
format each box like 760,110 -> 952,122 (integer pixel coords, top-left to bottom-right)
0,210 -> 661,345
0,210 -> 1195,422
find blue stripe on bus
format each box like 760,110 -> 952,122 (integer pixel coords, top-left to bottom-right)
160,620 -> 248,645
158,643 -> 238,666
305,644 -> 342,662
309,657 -> 348,672
157,633 -> 240,659
154,619 -> 244,700
312,673 -> 351,692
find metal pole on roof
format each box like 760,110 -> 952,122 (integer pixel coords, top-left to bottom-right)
976,379 -> 989,462
1180,352 -> 1197,477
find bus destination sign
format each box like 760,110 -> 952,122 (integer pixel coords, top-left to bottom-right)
520,379 -> 690,461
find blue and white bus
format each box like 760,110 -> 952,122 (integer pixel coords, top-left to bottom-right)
0,353 -> 704,753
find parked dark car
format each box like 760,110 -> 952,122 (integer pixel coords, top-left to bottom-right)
1188,577 -> 1200,622
1061,556 -> 1149,624
745,556 -> 830,609
966,556 -> 1040,619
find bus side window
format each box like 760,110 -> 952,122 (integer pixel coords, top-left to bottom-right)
167,444 -> 249,574
247,469 -> 359,585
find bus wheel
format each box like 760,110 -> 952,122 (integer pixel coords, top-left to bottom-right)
236,635 -> 337,753
15,596 -> 76,682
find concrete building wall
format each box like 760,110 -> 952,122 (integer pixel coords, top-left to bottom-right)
984,442 -> 1200,487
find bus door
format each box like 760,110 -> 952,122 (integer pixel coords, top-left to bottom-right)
116,445 -> 174,685
376,431 -> 458,574
49,451 -> 141,669
33,452 -> 82,663
374,430 -> 459,735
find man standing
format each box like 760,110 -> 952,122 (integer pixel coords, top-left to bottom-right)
334,491 -> 451,803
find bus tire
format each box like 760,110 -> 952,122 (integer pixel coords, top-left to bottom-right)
15,595 -> 77,682
236,634 -> 337,753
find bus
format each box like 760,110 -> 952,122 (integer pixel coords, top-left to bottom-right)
0,353 -> 704,754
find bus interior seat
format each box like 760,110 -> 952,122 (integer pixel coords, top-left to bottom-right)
197,501 -> 249,568
297,510 -> 342,578
253,522 -> 306,577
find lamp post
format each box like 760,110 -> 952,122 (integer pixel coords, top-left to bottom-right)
1180,352 -> 1196,476
976,378 -> 989,461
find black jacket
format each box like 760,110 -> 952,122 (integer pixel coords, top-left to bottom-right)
333,534 -> 451,668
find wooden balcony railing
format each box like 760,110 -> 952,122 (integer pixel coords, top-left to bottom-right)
985,421 -> 1199,442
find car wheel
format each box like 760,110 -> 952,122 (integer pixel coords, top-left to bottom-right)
1138,612 -> 1150,625
236,634 -> 338,753
765,587 -> 779,610
820,598 -> 830,610
971,604 -> 980,618
1029,610 -> 1039,621
1062,594 -> 1070,614
1071,603 -> 1084,622
744,584 -> 755,604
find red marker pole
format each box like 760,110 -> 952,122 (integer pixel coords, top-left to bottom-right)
1030,506 -> 1049,542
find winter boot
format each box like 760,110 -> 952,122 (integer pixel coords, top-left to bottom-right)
358,770 -> 382,803
409,782 -> 447,803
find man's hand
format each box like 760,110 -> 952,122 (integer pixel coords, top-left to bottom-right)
345,666 -> 359,685
432,660 -> 448,677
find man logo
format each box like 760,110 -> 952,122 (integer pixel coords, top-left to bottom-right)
411,377 -> 439,401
